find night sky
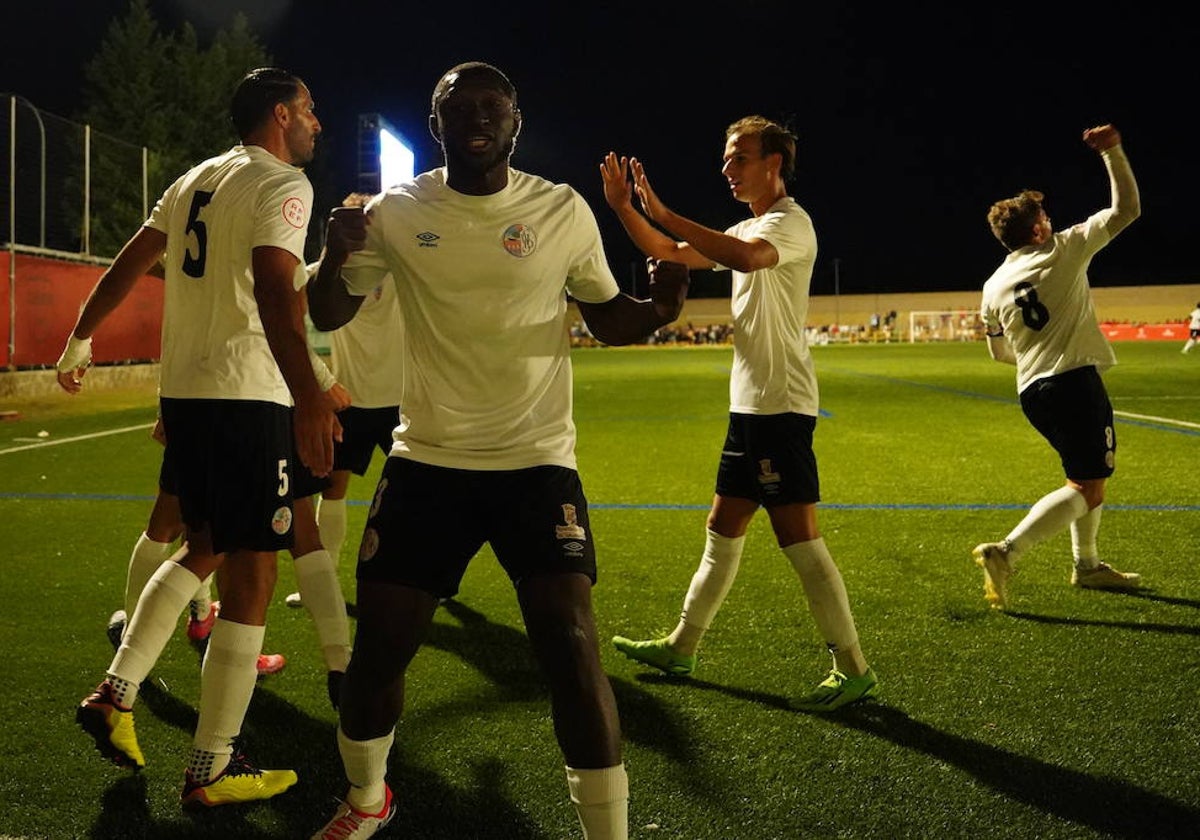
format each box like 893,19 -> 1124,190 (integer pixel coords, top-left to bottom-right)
6,1 -> 1196,296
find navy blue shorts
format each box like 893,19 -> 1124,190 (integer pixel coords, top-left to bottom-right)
714,412 -> 820,506
356,458 -> 597,599
333,406 -> 399,475
1020,365 -> 1116,481
160,398 -> 294,554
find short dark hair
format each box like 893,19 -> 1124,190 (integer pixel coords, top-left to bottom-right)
230,67 -> 303,140
431,62 -> 517,112
726,115 -> 797,181
987,190 -> 1045,251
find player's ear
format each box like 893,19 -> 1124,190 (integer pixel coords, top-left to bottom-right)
512,108 -> 522,138
428,113 -> 441,144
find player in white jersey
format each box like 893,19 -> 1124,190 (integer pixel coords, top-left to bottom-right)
56,67 -> 339,807
600,116 -> 877,712
306,62 -> 688,840
286,193 -> 405,612
973,124 -> 1142,610
1182,303 -> 1200,353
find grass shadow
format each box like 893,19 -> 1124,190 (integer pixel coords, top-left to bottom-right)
823,702 -> 1200,839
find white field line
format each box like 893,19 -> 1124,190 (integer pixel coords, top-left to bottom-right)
1113,410 -> 1200,430
0,422 -> 154,455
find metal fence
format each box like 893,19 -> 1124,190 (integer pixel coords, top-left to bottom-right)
3,93 -> 150,260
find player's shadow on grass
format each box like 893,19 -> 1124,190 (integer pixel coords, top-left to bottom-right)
423,598 -> 546,701
823,702 -> 1200,839
426,600 -> 740,817
1006,610 -> 1200,635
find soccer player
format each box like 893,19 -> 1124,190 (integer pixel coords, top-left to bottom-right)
1181,302 -> 1200,353
285,193 -> 404,612
105,417 -> 284,677
56,67 -> 339,806
599,116 -> 878,712
973,124 -> 1142,609
306,61 -> 688,840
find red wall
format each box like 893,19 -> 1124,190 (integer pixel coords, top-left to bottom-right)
2,252 -> 162,368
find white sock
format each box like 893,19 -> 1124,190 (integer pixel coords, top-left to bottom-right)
566,764 -> 629,840
668,528 -> 743,656
123,533 -> 173,619
1006,485 -> 1088,556
318,497 -> 348,564
189,618 -> 264,781
783,538 -> 859,655
1071,505 -> 1103,571
294,550 -> 351,671
110,561 -> 202,705
339,726 -> 395,812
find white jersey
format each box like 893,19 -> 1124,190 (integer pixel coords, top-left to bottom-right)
341,167 -> 619,470
714,196 -> 819,416
148,144 -> 311,404
327,272 -> 405,409
981,146 -> 1138,394
1188,307 -> 1200,330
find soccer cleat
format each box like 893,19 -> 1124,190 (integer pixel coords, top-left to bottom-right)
76,681 -> 145,769
181,749 -> 298,807
187,600 -> 217,642
612,636 -> 696,676
973,542 -> 1015,610
327,670 -> 344,711
285,591 -> 304,608
793,668 -> 879,712
257,653 -> 287,676
1071,562 -> 1142,590
311,785 -> 396,840
106,609 -> 127,652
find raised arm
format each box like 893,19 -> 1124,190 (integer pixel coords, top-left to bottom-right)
307,205 -> 369,331
575,258 -> 690,346
1083,124 -> 1140,235
601,153 -> 713,271
55,226 -> 167,393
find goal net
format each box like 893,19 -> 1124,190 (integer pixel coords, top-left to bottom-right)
908,310 -> 986,343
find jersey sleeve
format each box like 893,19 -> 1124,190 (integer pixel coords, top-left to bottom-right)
252,171 -> 312,262
753,206 -> 815,267
563,190 -> 620,304
343,195 -> 393,297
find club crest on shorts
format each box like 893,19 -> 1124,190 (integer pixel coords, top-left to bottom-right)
501,223 -> 536,258
756,458 -> 781,486
271,506 -> 293,535
555,503 -> 586,541
359,527 -> 379,562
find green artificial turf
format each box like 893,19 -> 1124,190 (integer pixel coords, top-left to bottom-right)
0,341 -> 1197,839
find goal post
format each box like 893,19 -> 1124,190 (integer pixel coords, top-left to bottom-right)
908,310 -> 986,343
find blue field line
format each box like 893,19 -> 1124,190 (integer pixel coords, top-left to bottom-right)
823,366 -> 1200,437
2,491 -> 1196,513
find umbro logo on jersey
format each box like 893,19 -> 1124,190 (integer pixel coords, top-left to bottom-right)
416,231 -> 439,247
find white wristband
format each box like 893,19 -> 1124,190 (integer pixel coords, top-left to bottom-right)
56,335 -> 93,373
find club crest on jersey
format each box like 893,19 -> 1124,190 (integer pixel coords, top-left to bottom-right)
271,506 -> 293,535
501,224 -> 536,258
756,459 -> 781,486
359,527 -> 379,562
555,504 -> 587,541
282,197 -> 306,229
